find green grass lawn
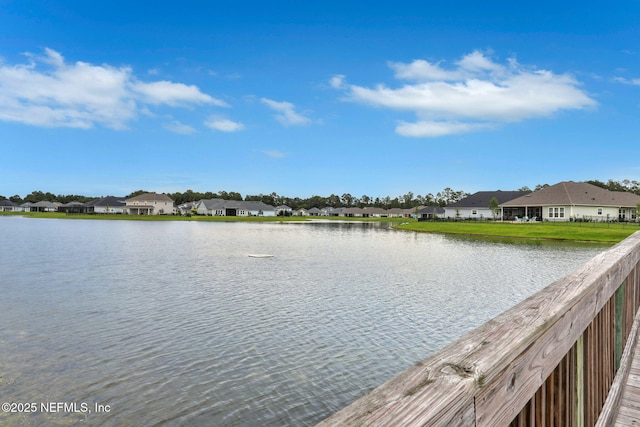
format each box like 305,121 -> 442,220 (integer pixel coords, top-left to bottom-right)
395,220 -> 640,243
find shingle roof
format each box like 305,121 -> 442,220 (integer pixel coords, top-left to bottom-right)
86,196 -> 126,207
126,193 -> 174,203
417,206 -> 445,215
198,199 -> 275,211
0,199 -> 17,207
447,190 -> 531,208
500,181 -> 640,207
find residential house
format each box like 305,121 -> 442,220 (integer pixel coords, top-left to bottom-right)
308,207 -> 321,216
58,201 -> 88,213
343,207 -> 364,217
29,201 -> 60,212
361,207 -> 388,218
176,202 -> 196,216
386,208 -> 405,218
195,199 -> 275,216
445,190 -> 531,220
275,205 -> 293,216
18,202 -> 33,212
0,199 -> 18,212
124,193 -> 174,215
85,196 -> 126,214
294,208 -> 309,216
417,206 -> 445,220
324,207 -> 345,216
500,181 -> 640,222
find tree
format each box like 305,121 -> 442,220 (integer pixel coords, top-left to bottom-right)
126,190 -> 148,199
341,193 -> 354,206
488,197 -> 499,220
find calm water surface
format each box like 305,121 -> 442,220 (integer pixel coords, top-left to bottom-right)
0,217 -> 608,426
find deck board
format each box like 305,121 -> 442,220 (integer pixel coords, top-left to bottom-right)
615,328 -> 640,426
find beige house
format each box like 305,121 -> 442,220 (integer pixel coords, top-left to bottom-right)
500,181 -> 640,222
124,193 -> 174,215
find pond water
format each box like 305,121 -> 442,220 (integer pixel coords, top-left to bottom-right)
0,217 -> 608,426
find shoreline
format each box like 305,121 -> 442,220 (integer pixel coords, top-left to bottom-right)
2,212 -> 638,243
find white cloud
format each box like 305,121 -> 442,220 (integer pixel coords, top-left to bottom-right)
261,150 -> 286,158
396,120 -> 495,137
614,76 -> 640,86
261,98 -> 311,126
131,80 -> 227,107
163,120 -> 197,135
335,51 -> 596,137
204,116 -> 245,132
329,74 -> 346,89
0,48 -> 226,130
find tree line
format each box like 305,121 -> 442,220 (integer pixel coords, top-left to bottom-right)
1,188 -> 470,210
2,179 -> 639,211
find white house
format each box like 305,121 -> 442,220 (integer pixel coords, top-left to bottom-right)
124,193 -> 174,215
500,181 -> 640,222
195,199 -> 275,216
0,199 -> 18,212
445,190 -> 531,220
85,196 -> 126,214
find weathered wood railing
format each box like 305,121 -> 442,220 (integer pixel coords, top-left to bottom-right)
318,231 -> 640,426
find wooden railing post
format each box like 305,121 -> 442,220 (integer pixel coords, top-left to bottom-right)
575,335 -> 584,427
614,283 -> 625,371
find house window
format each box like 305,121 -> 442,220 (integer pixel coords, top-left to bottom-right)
597,208 -> 603,215
548,207 -> 565,218
472,209 -> 477,215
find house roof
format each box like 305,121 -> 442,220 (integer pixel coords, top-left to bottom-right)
343,207 -> 364,214
447,190 -> 531,208
500,181 -> 640,207
126,193 -> 174,204
32,200 -> 60,208
417,206 -> 445,214
59,201 -> 87,207
86,196 -> 126,207
308,207 -> 321,213
0,199 -> 17,207
198,199 -> 275,211
386,208 -> 405,214
362,207 -> 387,214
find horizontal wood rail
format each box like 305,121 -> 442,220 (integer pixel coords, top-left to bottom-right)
318,231 -> 640,427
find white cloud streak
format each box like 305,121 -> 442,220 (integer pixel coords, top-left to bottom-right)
0,48 -> 225,130
261,98 -> 311,126
204,116 -> 245,132
334,50 -> 596,137
163,120 -> 197,135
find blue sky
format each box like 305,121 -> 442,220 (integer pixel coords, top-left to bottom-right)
1,1 -> 639,199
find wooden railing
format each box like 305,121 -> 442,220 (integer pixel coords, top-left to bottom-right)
318,231 -> 640,426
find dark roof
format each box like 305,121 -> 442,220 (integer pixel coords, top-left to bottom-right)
447,191 -> 531,208
501,181 -> 640,207
59,201 -> 87,207
417,206 -> 445,214
0,199 -> 17,207
86,196 -> 126,207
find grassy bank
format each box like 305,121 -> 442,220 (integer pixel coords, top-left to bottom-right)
3,212 -> 638,243
395,220 -> 640,243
